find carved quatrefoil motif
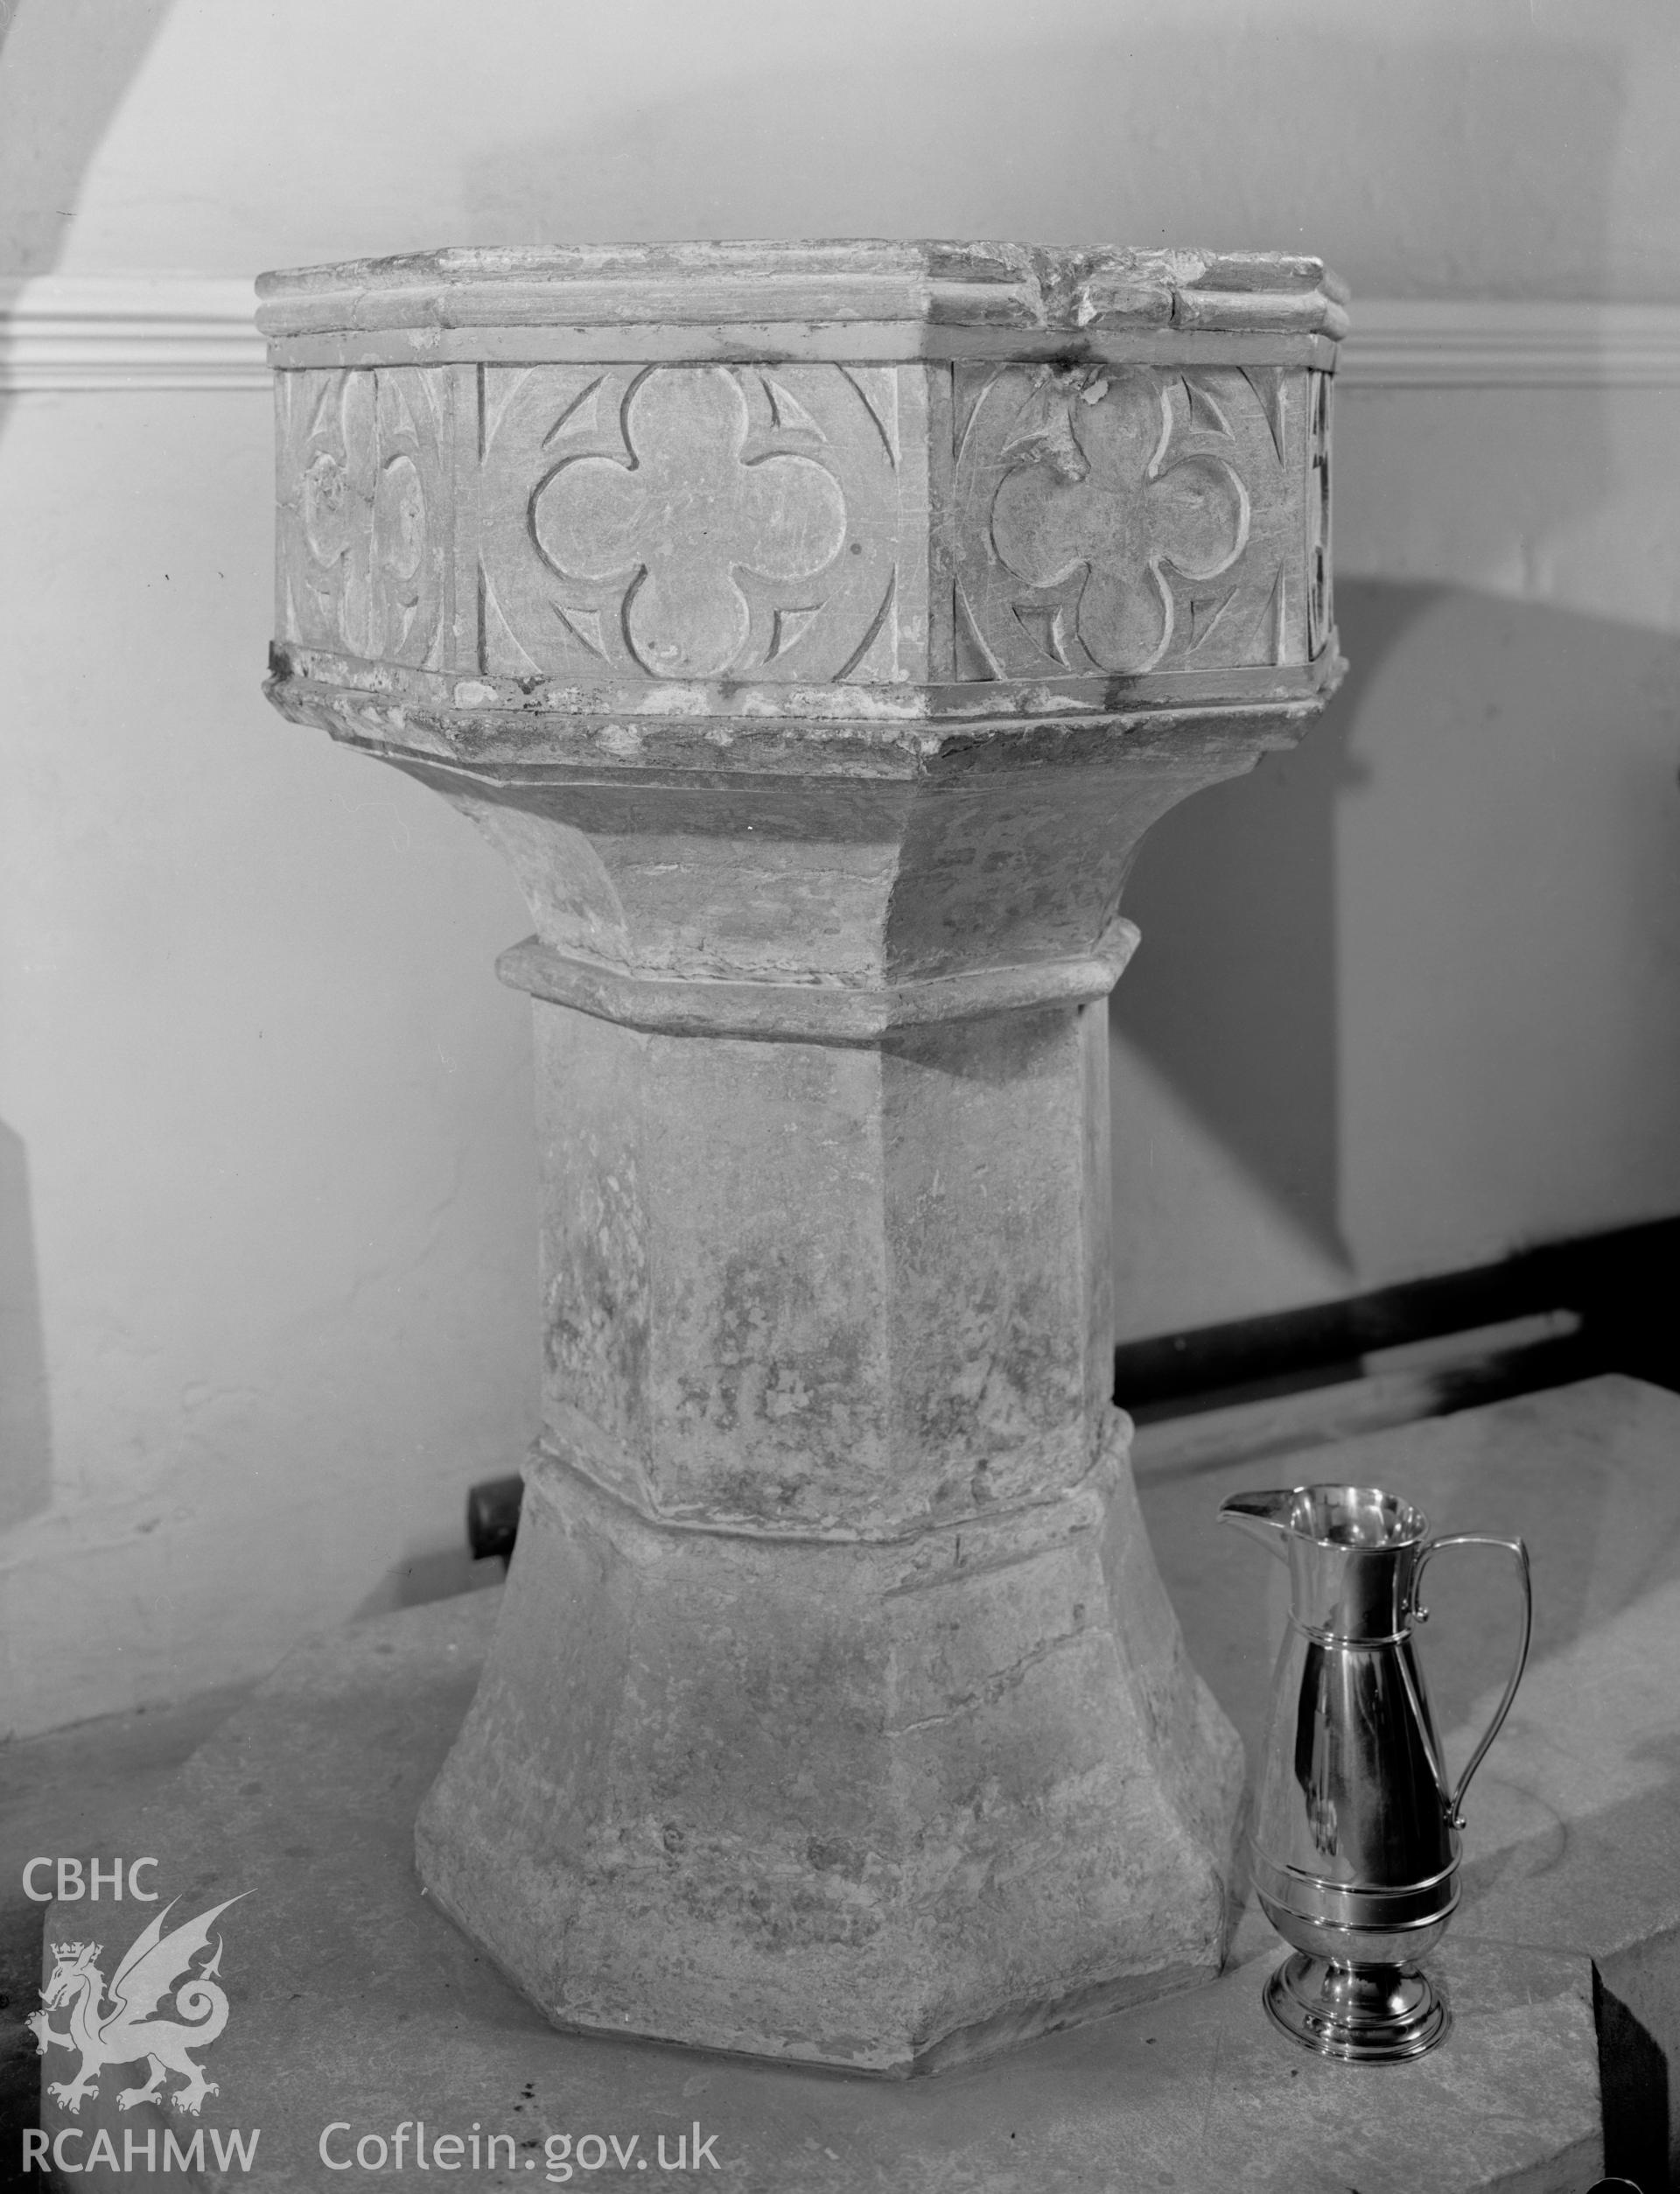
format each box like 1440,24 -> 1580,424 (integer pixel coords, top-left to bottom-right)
474,362 -> 900,684
534,370 -> 845,679
278,368 -> 445,666
956,364 -> 1303,678
989,370 -> 1246,673
470,362 -> 910,687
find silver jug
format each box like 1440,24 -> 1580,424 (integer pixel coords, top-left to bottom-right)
1220,1483 -> 1531,2061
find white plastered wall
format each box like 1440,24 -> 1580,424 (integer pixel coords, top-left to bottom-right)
2,0 -> 1677,1733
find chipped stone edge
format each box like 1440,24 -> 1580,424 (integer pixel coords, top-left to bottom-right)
254,241 -> 1351,348
262,649 -> 1346,775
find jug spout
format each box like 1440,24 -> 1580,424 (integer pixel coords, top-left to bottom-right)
1217,1490 -> 1297,1559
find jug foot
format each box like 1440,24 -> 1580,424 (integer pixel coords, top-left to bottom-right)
1264,1952 -> 1449,2063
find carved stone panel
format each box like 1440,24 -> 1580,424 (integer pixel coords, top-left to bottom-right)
952,363 -> 1312,680
476,363 -> 906,684
275,368 -> 451,667
1306,369 -> 1334,662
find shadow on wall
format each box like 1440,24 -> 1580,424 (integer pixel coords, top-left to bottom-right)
1113,582 -> 1680,1321
0,0 -> 178,1528
442,10 -> 1660,1333
0,0 -> 176,278
1107,585 -> 1424,1279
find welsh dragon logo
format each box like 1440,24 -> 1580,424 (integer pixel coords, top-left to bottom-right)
27,1896 -> 244,2118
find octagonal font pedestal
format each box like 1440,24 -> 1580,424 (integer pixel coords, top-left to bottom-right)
260,240 -> 1346,2074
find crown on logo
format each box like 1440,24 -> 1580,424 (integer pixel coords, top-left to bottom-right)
50,1940 -> 98,1960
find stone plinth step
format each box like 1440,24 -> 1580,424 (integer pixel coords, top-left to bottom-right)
37,1588 -> 1600,2194
39,1374 -> 1680,2189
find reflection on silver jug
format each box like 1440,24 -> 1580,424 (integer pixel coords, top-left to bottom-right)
1220,1483 -> 1531,2062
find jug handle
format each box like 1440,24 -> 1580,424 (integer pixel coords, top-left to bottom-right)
1408,1533 -> 1533,1829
